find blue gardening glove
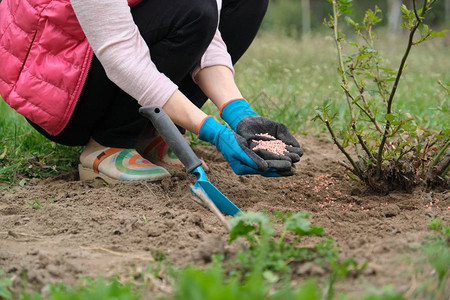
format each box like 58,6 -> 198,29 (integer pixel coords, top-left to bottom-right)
221,99 -> 303,163
199,116 -> 295,177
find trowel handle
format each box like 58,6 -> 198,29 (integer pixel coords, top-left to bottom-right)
139,106 -> 202,173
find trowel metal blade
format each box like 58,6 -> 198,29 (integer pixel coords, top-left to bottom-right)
190,179 -> 240,216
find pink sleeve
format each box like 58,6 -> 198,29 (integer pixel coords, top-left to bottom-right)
70,0 -> 178,108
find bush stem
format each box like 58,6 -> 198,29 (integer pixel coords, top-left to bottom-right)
376,0 -> 426,178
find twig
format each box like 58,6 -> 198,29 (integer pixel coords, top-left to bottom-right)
190,185 -> 230,232
429,139 -> 450,170
333,0 -> 355,123
353,101 -> 382,133
395,145 -> 415,165
338,160 -> 352,170
340,84 -> 375,161
79,246 -> 154,262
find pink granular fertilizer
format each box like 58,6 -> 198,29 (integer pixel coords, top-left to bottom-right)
252,133 -> 287,155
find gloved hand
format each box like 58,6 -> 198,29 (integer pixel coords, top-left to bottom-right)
199,116 -> 295,177
221,99 -> 303,163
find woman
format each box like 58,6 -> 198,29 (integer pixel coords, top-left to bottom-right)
0,0 -> 302,184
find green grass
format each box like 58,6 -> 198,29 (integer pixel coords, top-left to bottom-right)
0,100 -> 81,184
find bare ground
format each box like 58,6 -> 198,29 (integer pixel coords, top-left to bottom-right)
1,136 -> 449,296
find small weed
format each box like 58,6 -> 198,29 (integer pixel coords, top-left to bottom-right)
228,212 -> 329,276
27,198 -> 43,210
142,215 -> 148,223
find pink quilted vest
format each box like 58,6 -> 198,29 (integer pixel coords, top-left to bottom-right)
0,0 -> 143,136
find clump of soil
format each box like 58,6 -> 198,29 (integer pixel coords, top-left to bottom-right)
0,135 -> 448,295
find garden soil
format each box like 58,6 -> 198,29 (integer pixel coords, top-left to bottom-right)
1,135 -> 449,296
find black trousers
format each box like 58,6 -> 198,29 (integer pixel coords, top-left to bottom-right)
30,0 -> 268,148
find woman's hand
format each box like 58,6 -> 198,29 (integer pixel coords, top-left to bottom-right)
199,116 -> 295,177
221,99 -> 303,163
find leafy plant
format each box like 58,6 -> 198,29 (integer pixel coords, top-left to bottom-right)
227,211 -> 364,298
229,212 -> 326,275
317,0 -> 449,192
173,257 -> 321,300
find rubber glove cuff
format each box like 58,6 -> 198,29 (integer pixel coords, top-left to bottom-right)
220,99 -> 258,131
198,116 -> 221,145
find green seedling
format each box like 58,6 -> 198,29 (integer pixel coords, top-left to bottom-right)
27,198 -> 43,210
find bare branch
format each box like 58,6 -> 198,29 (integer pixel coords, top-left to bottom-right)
332,0 -> 355,122
377,0 -> 426,178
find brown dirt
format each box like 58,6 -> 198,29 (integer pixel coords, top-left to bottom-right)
1,136 -> 449,295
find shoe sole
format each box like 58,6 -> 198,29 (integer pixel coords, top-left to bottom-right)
78,164 -> 170,185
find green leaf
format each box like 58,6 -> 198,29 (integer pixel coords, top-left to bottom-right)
229,212 -> 274,243
400,4 -> 410,16
338,0 -> 353,15
431,29 -> 449,38
385,114 -> 395,122
284,213 -> 325,237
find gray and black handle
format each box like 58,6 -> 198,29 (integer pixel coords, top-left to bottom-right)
139,106 -> 202,173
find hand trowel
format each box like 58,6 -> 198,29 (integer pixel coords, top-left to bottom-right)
139,106 -> 240,216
